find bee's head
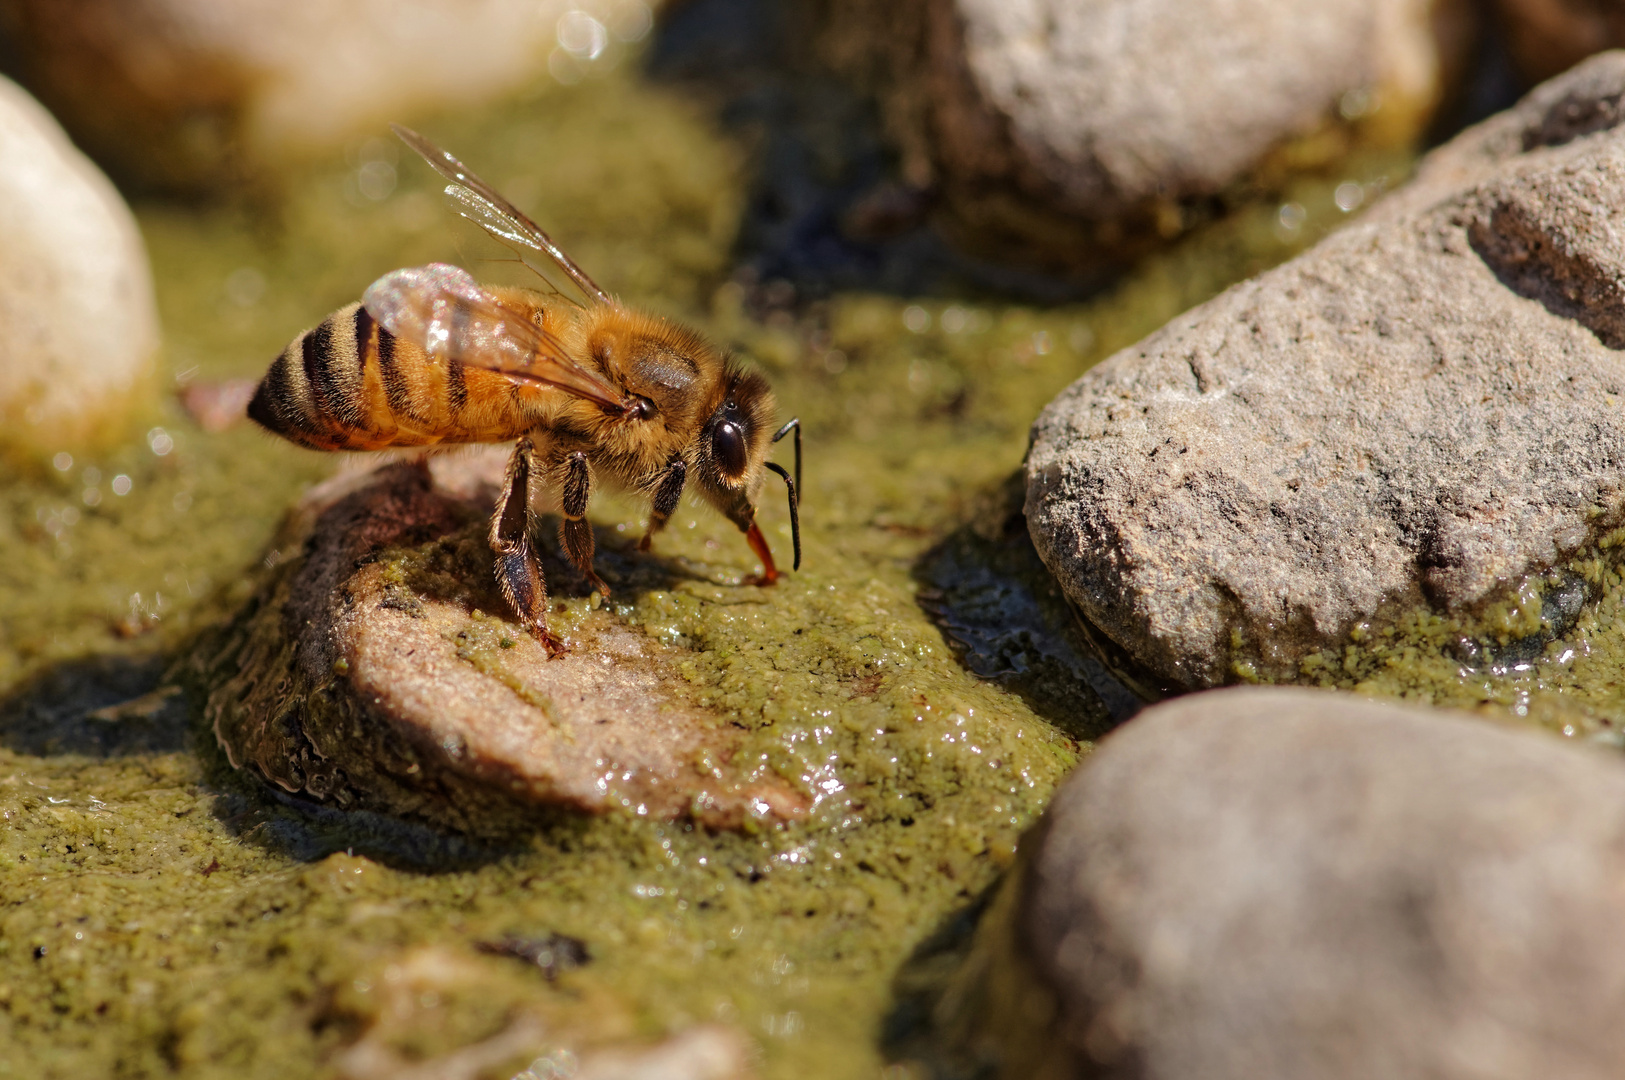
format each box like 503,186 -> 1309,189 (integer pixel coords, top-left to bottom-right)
694,367 -> 800,571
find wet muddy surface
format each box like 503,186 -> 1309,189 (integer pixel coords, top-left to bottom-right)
0,28 -> 1554,1080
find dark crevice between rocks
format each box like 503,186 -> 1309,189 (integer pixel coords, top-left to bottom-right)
881,837 -> 1077,1080
914,474 -> 1142,742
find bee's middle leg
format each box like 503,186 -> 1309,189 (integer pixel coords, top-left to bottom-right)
490,438 -> 564,657
559,450 -> 610,597
639,453 -> 687,553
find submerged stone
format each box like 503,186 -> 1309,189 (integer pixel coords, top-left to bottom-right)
204,453 -> 807,836
1026,52 -> 1625,689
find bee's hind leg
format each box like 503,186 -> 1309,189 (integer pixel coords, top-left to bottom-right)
558,450 -> 610,598
491,438 -> 565,657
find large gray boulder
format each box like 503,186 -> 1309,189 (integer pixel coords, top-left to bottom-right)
815,0 -> 1469,268
1018,687 -> 1625,1080
1026,52 -> 1625,689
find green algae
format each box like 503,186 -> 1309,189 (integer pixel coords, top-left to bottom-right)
0,51 -> 1438,1080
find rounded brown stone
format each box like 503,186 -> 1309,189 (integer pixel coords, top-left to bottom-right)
204,453 -> 807,837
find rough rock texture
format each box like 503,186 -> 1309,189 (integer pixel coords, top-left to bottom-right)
0,74 -> 158,455
1018,686 -> 1625,1080
814,0 -> 1471,269
1494,0 -> 1625,86
204,452 -> 806,837
1026,52 -> 1625,689
0,0 -> 654,192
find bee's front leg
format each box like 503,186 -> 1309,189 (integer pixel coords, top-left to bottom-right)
639,453 -> 687,553
490,438 -> 565,657
558,450 -> 611,598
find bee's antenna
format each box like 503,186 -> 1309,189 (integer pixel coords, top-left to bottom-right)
772,418 -> 801,495
764,462 -> 800,571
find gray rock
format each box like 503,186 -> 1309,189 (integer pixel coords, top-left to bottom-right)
814,0 -> 1469,268
202,452 -> 806,837
0,74 -> 158,455
1026,52 -> 1625,689
1018,686 -> 1625,1080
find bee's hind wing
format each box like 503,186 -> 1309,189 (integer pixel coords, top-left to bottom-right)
363,263 -> 630,414
392,124 -> 613,309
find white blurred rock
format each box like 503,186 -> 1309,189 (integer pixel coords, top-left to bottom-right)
0,0 -> 658,191
0,74 -> 158,456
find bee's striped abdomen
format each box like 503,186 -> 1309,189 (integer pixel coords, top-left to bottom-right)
249,301 -> 541,451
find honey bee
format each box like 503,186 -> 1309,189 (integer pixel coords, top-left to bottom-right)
247,126 -> 800,656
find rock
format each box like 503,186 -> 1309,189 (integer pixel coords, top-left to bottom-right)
1025,51 -> 1625,690
0,74 -> 158,456
1494,0 -> 1625,86
202,451 -> 806,837
813,0 -> 1472,271
0,0 -> 657,193
1013,686 -> 1625,1080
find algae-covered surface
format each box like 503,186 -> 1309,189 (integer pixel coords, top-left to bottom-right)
3,53 -> 1421,1080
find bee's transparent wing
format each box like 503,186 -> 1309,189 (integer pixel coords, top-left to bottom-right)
363,263 -> 629,413
392,124 -> 613,309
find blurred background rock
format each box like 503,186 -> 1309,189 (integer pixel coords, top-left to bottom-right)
1,0 -> 1617,291
0,0 -> 657,195
0,73 -> 157,458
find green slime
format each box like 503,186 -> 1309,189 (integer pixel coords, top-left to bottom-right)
1,64 -> 1418,1079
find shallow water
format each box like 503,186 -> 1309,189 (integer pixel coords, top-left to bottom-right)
2,59 -> 1424,1079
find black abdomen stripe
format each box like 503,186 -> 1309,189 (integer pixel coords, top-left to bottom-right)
299,318 -> 357,432
247,340 -> 326,446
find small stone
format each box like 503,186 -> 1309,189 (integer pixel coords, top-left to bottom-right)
1025,52 -> 1625,688
203,453 -> 806,836
0,74 -> 158,456
814,0 -> 1469,271
1015,686 -> 1625,1080
0,0 -> 656,193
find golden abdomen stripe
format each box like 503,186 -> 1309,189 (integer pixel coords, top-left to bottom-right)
248,301 -> 538,451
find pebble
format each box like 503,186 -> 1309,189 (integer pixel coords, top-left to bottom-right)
0,74 -> 158,456
1026,52 -> 1625,688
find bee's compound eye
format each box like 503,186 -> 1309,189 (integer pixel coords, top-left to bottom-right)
712,420 -> 748,477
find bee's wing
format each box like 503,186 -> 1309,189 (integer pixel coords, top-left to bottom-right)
392,124 -> 613,309
363,263 -> 629,413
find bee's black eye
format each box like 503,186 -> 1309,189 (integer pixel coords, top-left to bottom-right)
712,420 -> 748,476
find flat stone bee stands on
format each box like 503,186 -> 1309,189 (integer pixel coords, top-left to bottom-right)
247,125 -> 801,656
